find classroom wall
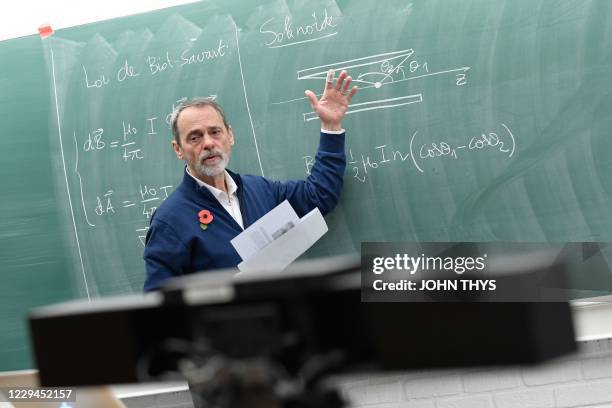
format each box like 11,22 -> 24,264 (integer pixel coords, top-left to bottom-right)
338,339 -> 612,408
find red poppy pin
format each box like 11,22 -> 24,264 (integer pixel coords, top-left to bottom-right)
198,209 -> 214,230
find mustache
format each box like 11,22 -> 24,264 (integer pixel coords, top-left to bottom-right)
199,149 -> 224,160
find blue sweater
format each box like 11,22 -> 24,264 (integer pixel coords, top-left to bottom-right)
143,132 -> 346,291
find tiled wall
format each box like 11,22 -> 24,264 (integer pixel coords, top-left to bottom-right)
338,339 -> 612,408
121,339 -> 612,408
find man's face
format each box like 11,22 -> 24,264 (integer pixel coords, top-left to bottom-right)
172,105 -> 234,182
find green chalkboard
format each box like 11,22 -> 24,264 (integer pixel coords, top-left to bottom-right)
2,0 -> 612,370
0,36 -> 78,370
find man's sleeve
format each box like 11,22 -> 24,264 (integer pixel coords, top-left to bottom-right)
143,219 -> 189,292
270,132 -> 346,216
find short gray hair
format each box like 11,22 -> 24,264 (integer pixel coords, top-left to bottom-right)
170,97 -> 230,144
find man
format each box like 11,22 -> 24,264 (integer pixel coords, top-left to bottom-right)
144,70 -> 358,291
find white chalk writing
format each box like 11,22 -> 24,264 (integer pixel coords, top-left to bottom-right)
259,8 -> 338,48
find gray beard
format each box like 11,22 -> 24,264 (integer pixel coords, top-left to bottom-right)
193,151 -> 229,178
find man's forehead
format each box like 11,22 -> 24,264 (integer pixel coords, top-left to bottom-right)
178,105 -> 224,129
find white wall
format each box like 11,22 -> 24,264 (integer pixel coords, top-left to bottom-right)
0,0 -> 196,41
338,339 -> 612,408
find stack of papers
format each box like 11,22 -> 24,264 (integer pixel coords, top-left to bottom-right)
230,200 -> 328,273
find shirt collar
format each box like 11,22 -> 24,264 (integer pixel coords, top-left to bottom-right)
185,167 -> 238,198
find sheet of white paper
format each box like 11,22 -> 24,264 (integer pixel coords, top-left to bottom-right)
236,207 -> 328,273
230,200 -> 300,261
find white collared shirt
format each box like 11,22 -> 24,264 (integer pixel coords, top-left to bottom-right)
186,168 -> 244,229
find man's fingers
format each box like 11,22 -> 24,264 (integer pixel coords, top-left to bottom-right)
314,69 -> 355,105
304,90 -> 318,110
347,86 -> 358,103
341,76 -> 353,94
335,70 -> 348,91
325,69 -> 335,91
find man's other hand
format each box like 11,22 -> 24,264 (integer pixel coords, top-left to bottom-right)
305,69 -> 358,131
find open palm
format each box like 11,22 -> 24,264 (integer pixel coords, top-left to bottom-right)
305,70 -> 358,131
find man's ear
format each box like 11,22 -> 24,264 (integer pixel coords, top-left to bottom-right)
229,127 -> 235,145
172,140 -> 183,159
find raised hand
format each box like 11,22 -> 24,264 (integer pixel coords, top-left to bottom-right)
305,69 -> 358,131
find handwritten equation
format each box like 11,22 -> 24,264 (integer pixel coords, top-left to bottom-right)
71,97 -> 194,245
92,183 -> 173,246
79,119 -> 154,161
303,123 -> 517,183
